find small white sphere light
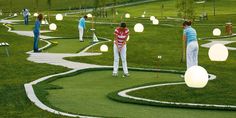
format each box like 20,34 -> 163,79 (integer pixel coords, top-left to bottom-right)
208,44 -> 228,61
33,13 -> 39,17
153,19 -> 159,25
13,13 -> 17,16
213,28 -> 221,36
41,20 -> 46,25
56,14 -> 63,21
87,13 -> 92,18
49,23 -> 57,31
150,16 -> 155,21
125,13 -> 130,18
134,23 -> 144,32
100,44 -> 108,52
185,66 -> 209,88
141,14 -> 145,18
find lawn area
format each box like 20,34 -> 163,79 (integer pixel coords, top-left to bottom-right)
35,69 -> 236,118
44,38 -> 91,53
0,23 -> 69,117
226,42 -> 236,47
1,0 -> 236,117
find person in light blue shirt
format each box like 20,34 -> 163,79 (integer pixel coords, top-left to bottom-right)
33,14 -> 43,52
78,15 -> 87,42
183,21 -> 199,69
22,9 -> 29,25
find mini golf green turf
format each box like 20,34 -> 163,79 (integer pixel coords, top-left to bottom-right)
226,42 -> 236,47
44,38 -> 91,53
35,70 -> 236,118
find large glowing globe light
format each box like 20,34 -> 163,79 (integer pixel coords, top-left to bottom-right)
213,28 -> 221,36
49,23 -> 57,31
87,13 -> 92,18
153,19 -> 159,25
150,16 -> 155,21
208,44 -> 228,61
33,13 -> 39,17
184,66 -> 209,88
56,14 -> 63,21
134,23 -> 144,32
100,44 -> 108,52
125,13 -> 130,18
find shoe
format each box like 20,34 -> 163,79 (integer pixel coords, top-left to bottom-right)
123,73 -> 130,78
112,73 -> 118,77
34,50 -> 42,53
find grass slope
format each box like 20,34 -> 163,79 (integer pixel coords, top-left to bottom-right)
35,69 -> 236,118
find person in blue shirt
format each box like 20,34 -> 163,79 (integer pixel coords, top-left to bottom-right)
78,15 -> 88,42
183,21 -> 199,69
22,9 -> 29,25
33,14 -> 43,52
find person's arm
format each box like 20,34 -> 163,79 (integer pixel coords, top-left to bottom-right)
120,29 -> 129,49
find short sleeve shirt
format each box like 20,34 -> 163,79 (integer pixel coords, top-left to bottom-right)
114,27 -> 129,46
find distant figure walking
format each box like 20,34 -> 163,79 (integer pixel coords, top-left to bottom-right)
33,14 -> 43,52
78,15 -> 87,42
22,9 -> 29,25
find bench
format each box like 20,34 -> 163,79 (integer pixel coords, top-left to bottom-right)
0,42 -> 10,56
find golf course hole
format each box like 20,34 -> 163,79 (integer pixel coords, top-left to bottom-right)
34,67 -> 186,117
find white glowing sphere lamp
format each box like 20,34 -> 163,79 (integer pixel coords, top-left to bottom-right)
150,16 -> 155,21
208,44 -> 228,61
49,23 -> 57,31
56,14 -> 63,21
33,13 -> 39,17
185,66 -> 209,88
153,19 -> 159,25
213,28 -> 221,36
100,44 -> 108,52
87,13 -> 93,18
134,23 -> 144,32
125,13 -> 130,18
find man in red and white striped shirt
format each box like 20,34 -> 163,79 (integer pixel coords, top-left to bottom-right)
113,22 -> 129,77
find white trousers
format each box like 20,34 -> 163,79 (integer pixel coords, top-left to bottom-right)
78,26 -> 84,41
113,44 -> 128,74
187,41 -> 199,69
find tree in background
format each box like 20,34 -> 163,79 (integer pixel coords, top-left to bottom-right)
35,0 -> 39,11
47,0 -> 52,10
176,0 -> 195,20
47,0 -> 52,23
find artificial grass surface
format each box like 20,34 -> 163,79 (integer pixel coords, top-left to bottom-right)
226,42 -> 236,47
44,38 -> 91,53
35,69 -> 236,118
0,24 -> 69,117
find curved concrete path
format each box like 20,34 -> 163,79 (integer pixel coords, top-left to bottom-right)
201,40 -> 236,50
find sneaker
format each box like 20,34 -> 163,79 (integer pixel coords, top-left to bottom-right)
123,73 -> 130,78
112,73 -> 118,77
34,50 -> 42,53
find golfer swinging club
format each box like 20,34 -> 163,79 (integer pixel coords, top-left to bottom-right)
78,15 -> 88,42
183,21 -> 199,69
113,22 -> 129,77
